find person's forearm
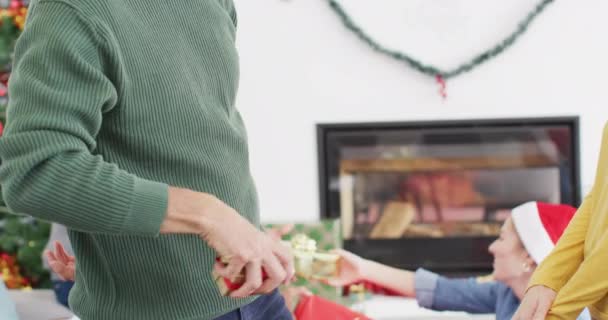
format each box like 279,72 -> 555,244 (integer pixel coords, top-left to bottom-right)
546,230 -> 608,319
160,186 -> 219,235
360,259 -> 415,297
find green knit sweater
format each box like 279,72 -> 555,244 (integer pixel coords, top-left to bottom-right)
0,0 -> 260,319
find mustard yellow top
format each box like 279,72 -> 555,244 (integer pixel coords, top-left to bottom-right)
529,123 -> 608,320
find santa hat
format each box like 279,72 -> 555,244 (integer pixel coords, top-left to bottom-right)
511,201 -> 577,264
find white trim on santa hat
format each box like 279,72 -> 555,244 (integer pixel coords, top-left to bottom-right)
511,201 -> 555,264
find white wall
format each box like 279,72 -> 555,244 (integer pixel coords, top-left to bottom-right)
233,0 -> 608,223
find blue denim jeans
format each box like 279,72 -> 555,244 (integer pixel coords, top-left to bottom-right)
52,280 -> 75,308
214,290 -> 292,320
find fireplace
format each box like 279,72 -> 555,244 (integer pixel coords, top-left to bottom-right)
317,117 -> 581,275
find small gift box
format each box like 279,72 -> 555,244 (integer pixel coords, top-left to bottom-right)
213,234 -> 340,296
267,220 -> 344,303
288,233 -> 340,280
212,257 -> 242,296
213,270 -> 244,296
212,256 -> 269,296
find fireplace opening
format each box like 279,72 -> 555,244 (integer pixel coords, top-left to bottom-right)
317,117 -> 581,275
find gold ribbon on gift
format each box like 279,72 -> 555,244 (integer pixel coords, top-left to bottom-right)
285,233 -> 340,280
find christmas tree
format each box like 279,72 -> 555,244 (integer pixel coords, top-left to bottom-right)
0,0 -> 51,289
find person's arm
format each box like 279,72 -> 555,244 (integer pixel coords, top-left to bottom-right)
413,270 -> 497,314
543,229 -> 608,319
330,251 -> 496,314
523,130 -> 608,320
358,258 -> 416,296
358,256 -> 497,313
0,1 -> 167,236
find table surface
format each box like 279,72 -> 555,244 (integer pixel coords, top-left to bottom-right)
352,296 -> 495,320
8,289 -> 73,320
8,290 -> 495,320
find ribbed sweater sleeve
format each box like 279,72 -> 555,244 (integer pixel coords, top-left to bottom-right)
0,1 -> 168,236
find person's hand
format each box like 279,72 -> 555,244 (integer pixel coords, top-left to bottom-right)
324,249 -> 367,287
44,241 -> 75,281
266,223 -> 294,241
195,194 -> 295,298
512,285 -> 557,320
265,223 -> 296,283
162,188 -> 295,298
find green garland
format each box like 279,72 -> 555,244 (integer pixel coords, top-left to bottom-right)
328,0 -> 554,79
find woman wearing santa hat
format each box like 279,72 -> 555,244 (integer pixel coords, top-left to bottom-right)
326,202 -> 590,320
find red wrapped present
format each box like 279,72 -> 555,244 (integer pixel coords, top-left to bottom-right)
213,257 -> 268,296
294,294 -> 371,320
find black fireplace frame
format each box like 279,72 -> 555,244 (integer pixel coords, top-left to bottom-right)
317,116 -> 581,275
